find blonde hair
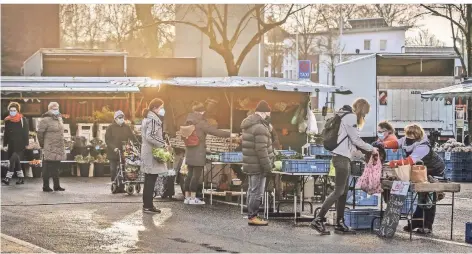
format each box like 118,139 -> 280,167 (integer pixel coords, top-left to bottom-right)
404,124 -> 425,141
352,98 -> 370,128
48,102 -> 59,110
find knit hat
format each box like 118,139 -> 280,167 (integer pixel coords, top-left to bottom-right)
8,102 -> 21,111
114,110 -> 125,119
192,101 -> 206,112
255,100 -> 271,113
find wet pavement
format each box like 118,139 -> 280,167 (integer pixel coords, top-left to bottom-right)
1,177 -> 472,253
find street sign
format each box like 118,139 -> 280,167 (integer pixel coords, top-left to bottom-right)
298,60 -> 311,79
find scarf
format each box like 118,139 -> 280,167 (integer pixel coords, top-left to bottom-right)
5,113 -> 23,123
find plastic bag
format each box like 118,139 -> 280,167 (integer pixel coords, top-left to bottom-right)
355,156 -> 382,194
180,157 -> 188,175
328,160 -> 335,177
307,108 -> 319,134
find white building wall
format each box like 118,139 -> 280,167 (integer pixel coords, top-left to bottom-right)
174,4 -> 263,77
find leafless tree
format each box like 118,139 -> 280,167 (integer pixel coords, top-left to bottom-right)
102,4 -> 137,49
421,4 -> 471,76
359,4 -> 424,26
406,28 -> 446,47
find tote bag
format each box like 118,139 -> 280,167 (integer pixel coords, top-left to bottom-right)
355,156 -> 382,195
411,162 -> 428,183
394,160 -> 411,182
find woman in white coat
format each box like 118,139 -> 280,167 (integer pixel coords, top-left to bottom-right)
141,98 -> 167,213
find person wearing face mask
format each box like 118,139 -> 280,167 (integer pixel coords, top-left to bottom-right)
2,102 -> 29,185
241,100 -> 275,226
381,124 -> 445,235
105,110 -> 138,193
140,98 -> 168,213
37,102 -> 66,192
181,101 -> 235,205
377,121 -> 397,143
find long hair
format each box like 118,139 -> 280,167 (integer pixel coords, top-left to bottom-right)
142,98 -> 164,117
352,98 -> 370,129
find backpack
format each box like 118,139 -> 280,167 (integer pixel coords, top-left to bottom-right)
322,109 -> 352,151
180,125 -> 199,147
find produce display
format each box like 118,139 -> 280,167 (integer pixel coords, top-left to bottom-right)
169,129 -> 238,152
152,148 -> 173,163
433,139 -> 472,153
29,160 -> 41,166
273,152 -> 304,172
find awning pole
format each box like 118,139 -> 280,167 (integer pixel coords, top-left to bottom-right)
230,92 -> 234,152
130,93 -> 136,120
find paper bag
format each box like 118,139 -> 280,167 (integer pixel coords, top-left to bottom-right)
394,163 -> 411,182
26,166 -> 33,178
411,165 -> 428,183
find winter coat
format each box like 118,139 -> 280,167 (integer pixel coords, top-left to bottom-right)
37,112 -> 65,161
241,114 -> 275,175
3,116 -> 29,158
184,112 -> 231,167
331,107 -> 373,160
141,111 -> 167,175
105,122 -> 137,161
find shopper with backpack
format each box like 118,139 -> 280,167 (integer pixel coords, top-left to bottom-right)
180,102 -> 237,205
311,98 -> 378,235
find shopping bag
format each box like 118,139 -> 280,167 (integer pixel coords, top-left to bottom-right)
25,166 -> 33,178
89,163 -> 94,177
355,155 -> 382,195
180,157 -> 188,175
328,160 -> 335,177
411,163 -> 428,183
307,106 -> 319,134
394,162 -> 411,182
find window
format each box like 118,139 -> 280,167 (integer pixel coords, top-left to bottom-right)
380,40 -> 387,51
311,63 -> 318,74
289,70 -> 293,79
364,39 -> 371,50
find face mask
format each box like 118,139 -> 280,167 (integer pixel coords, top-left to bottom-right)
51,110 -> 60,115
158,108 -> 165,117
9,111 -> 17,117
377,133 -> 385,140
115,118 -> 124,126
405,138 -> 416,146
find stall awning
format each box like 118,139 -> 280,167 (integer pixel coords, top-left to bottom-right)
421,80 -> 472,100
1,76 -> 144,94
112,76 -> 351,94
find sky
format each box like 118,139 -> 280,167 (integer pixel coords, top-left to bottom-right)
407,15 -> 454,46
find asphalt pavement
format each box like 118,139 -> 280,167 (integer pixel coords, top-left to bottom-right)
1,177 -> 472,253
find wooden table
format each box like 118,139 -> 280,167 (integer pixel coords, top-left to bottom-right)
380,180 -> 461,240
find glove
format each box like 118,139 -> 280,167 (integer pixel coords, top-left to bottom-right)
372,141 -> 384,148
388,160 -> 397,168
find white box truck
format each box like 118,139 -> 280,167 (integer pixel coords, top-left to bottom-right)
334,53 -> 457,140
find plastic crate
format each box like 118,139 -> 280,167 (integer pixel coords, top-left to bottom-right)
445,171 -> 472,182
219,152 -> 243,163
276,150 -> 297,157
309,145 -> 331,156
401,192 -> 418,214
442,152 -> 472,163
385,149 -> 405,162
466,222 -> 472,244
281,159 -> 330,173
350,161 -> 365,177
346,190 -> 379,206
445,161 -> 472,172
344,209 -> 381,229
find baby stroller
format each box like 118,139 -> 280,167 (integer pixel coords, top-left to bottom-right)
111,141 -> 144,195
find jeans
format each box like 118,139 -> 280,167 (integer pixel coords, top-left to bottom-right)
143,173 -> 158,209
6,152 -> 24,179
247,174 -> 266,219
317,155 -> 351,220
43,161 -> 61,189
184,166 -> 203,192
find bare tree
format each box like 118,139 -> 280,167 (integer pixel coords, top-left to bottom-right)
406,28 -> 446,46
288,5 -> 322,60
421,4 -> 471,76
264,16 -> 288,77
359,4 -> 424,26
103,4 -> 137,49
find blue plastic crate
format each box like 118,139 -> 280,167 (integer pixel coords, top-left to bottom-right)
281,159 -> 330,173
276,150 -> 297,157
445,161 -> 472,172
219,152 -> 243,163
346,190 -> 379,206
401,192 -> 418,214
442,152 -> 472,163
344,209 -> 381,229
309,145 -> 331,156
385,149 -> 406,162
445,171 -> 472,182
466,222 -> 472,244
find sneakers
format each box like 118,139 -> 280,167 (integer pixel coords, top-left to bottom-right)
310,217 -> 330,235
248,216 -> 268,226
143,206 -> 161,214
54,187 -> 65,191
188,198 -> 206,205
2,178 -> 10,185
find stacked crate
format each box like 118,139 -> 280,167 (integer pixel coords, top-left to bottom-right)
441,152 -> 472,182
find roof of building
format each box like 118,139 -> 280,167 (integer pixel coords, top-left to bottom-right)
0,76 -> 143,94
288,25 -> 410,38
421,79 -> 472,100
405,46 -> 455,54
347,17 -> 388,29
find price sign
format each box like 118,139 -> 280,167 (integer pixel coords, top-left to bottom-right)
391,181 -> 410,196
445,152 -> 451,161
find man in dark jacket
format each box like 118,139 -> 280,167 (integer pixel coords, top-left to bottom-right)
105,110 -> 137,192
2,102 -> 29,185
241,100 -> 275,226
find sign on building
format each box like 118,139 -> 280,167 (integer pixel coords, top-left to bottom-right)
298,60 -> 311,79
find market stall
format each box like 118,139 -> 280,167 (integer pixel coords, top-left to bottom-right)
1,76 -> 145,177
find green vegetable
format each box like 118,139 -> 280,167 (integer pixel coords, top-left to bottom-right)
152,148 -> 173,163
274,161 -> 282,171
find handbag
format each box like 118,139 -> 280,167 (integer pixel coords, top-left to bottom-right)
355,155 -> 382,195
394,160 -> 411,182
411,161 -> 428,183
